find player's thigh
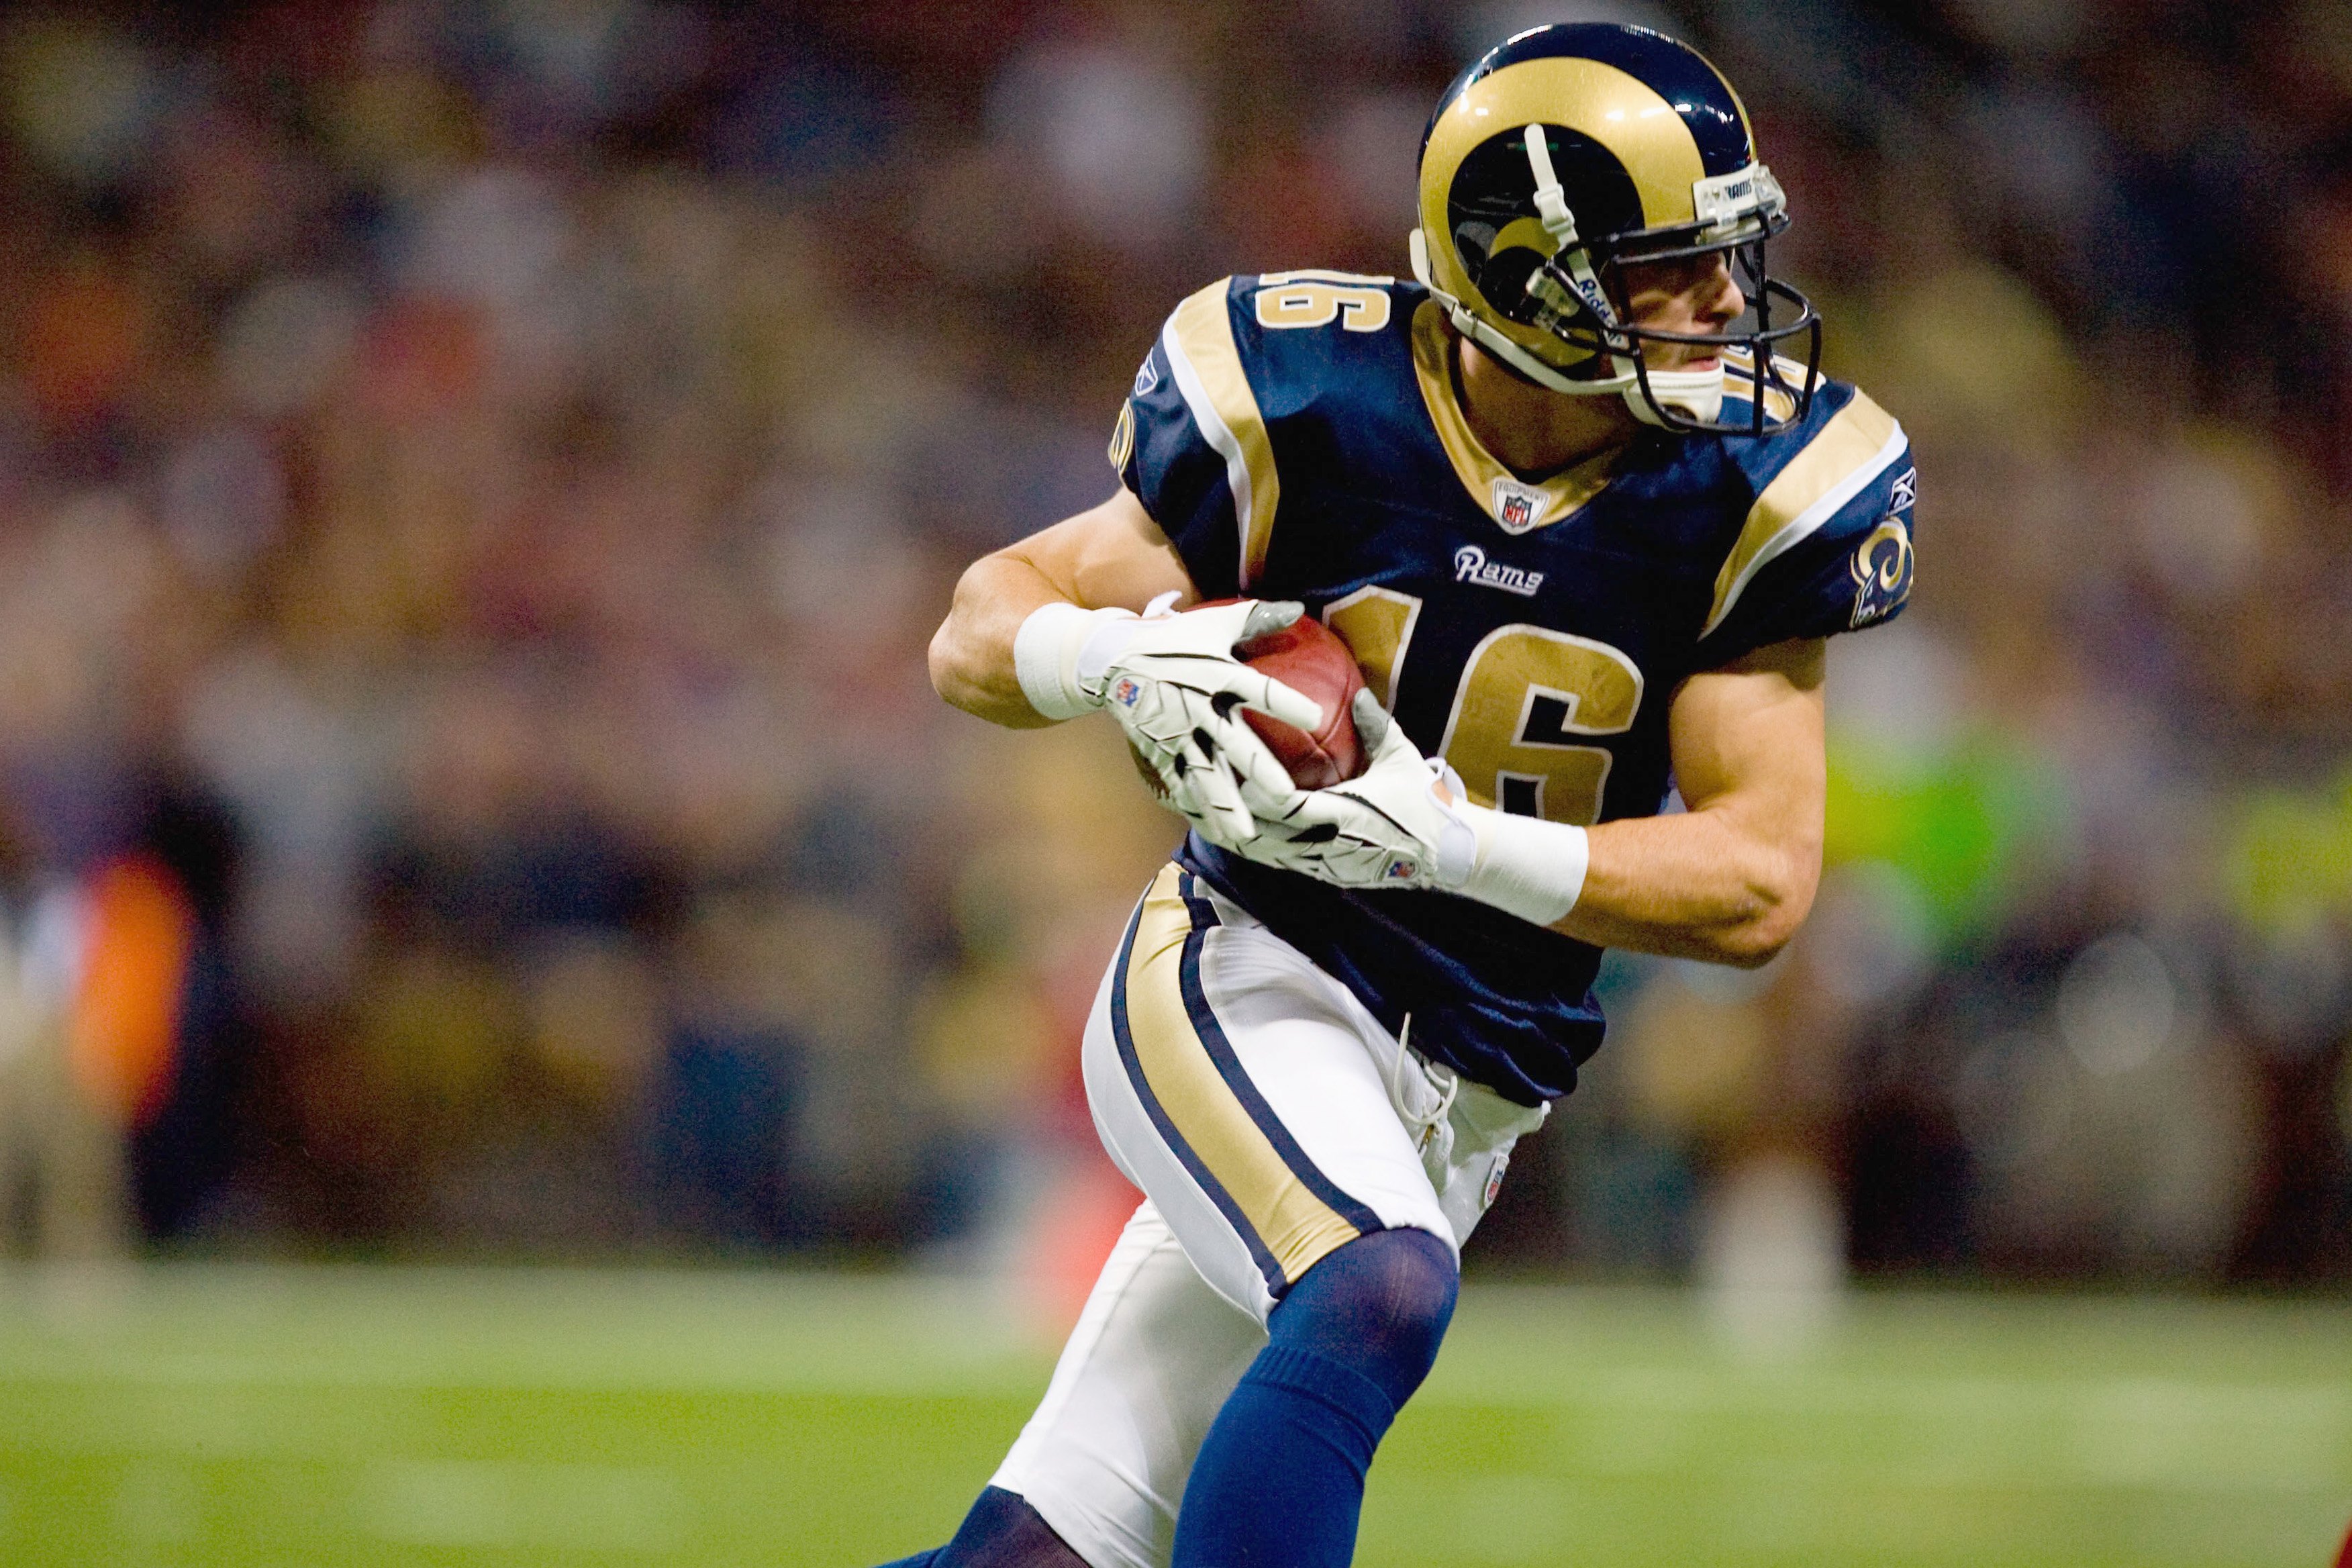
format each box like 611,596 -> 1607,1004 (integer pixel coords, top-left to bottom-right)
1082,864 -> 1449,1325
992,1201 -> 1264,1568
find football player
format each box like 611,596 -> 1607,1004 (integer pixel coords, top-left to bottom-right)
888,23 -> 1916,1568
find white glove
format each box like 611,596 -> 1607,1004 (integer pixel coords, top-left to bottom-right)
1250,690 -> 1591,926
1014,592 -> 1323,844
1246,688 -> 1478,888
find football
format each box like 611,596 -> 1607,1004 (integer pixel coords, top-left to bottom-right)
1225,604 -> 1369,789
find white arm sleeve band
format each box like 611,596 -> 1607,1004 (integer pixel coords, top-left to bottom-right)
1456,804 -> 1589,927
1012,601 -> 1137,722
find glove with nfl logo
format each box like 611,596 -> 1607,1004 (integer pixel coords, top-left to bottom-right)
1014,591 -> 1324,845
1249,689 -> 1593,927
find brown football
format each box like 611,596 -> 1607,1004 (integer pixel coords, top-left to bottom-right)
1215,601 -> 1369,789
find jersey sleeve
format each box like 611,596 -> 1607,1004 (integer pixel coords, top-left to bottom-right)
1113,277 -> 1281,601
1695,387 -> 1916,662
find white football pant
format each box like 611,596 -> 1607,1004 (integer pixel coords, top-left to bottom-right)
989,863 -> 1548,1568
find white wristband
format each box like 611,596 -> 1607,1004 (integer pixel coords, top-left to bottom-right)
1013,601 -> 1136,722
1457,804 -> 1588,926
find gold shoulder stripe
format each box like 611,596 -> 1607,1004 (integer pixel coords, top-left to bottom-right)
1704,389 -> 1906,636
1161,280 -> 1279,587
1719,348 -> 1803,423
1410,299 -> 1615,532
1257,268 -> 1395,286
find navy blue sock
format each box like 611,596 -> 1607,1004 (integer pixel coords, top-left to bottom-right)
886,1485 -> 1083,1568
1172,1227 -> 1459,1568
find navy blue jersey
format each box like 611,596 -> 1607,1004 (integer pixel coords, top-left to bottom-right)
1114,272 -> 1916,1105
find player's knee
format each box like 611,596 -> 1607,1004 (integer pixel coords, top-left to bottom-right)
1346,1226 -> 1461,1375
1274,1226 -> 1459,1407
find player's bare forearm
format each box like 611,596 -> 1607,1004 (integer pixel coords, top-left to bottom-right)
1559,806 -> 1819,965
928,489 -> 1197,728
1551,638 -> 1826,967
929,552 -> 1071,727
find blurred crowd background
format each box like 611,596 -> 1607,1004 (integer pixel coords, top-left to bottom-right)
0,0 -> 2345,1293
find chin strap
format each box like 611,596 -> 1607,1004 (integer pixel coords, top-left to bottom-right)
1624,364 -> 1728,428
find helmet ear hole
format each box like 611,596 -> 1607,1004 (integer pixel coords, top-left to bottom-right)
1451,221 -> 1497,275
1445,126 -> 1640,309
1479,248 -> 1548,327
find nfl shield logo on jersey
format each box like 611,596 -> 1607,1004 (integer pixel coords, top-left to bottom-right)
1489,477 -> 1545,534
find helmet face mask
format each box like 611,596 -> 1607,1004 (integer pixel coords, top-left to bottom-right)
1409,23 -> 1823,438
1547,232 -> 1824,437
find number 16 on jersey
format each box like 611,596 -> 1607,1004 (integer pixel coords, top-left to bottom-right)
1324,587 -> 1643,828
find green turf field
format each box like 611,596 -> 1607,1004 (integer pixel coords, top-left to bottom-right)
0,1263 -> 2344,1567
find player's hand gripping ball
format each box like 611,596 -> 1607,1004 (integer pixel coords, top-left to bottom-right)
1244,688 -> 1479,891
1122,600 -> 1367,799
1222,603 -> 1369,789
